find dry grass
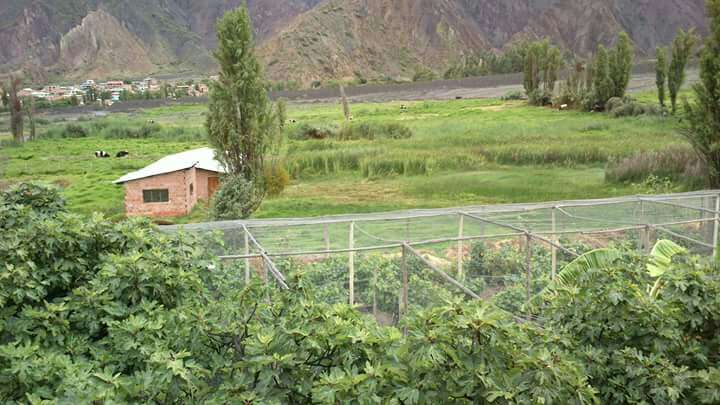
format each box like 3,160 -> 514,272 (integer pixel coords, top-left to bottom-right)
605,146 -> 706,185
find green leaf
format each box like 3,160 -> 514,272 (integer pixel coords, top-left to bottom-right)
647,239 -> 687,278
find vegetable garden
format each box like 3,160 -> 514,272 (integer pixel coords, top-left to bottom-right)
168,190 -> 720,323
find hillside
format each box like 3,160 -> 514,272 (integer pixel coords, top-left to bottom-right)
260,0 -> 709,84
0,0 -> 320,80
0,0 -> 709,83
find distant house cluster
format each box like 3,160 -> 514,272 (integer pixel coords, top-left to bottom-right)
14,77 -> 210,107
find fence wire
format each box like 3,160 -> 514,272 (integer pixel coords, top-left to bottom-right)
164,190 -> 720,322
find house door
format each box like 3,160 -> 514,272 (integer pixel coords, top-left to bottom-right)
208,177 -> 220,198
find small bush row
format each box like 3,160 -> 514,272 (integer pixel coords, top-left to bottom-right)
42,121 -> 205,140
290,122 -> 413,141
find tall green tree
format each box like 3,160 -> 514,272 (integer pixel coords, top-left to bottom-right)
668,28 -> 699,114
523,40 -> 562,105
6,76 -> 23,142
593,45 -> 614,109
610,32 -> 634,98
206,5 -> 285,218
523,43 -> 542,95
656,47 -> 668,107
683,0 -> 720,187
543,46 -> 563,93
23,95 -> 36,141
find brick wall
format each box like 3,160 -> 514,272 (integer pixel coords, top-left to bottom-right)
195,169 -> 221,202
123,168 -> 222,218
124,170 -> 191,217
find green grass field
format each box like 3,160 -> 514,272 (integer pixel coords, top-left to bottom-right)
0,92 -> 694,221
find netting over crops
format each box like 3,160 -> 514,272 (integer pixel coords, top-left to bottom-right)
163,190 -> 720,323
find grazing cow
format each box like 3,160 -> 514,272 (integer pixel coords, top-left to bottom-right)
116,151 -> 130,158
559,104 -> 568,111
147,119 -> 155,124
455,96 -> 463,100
95,151 -> 110,158
400,104 -> 408,111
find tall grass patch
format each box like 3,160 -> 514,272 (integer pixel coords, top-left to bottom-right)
605,147 -> 705,186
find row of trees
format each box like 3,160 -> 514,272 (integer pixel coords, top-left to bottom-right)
520,32 -> 633,110
522,40 -> 563,105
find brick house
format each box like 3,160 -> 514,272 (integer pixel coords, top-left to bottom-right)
114,148 -> 225,217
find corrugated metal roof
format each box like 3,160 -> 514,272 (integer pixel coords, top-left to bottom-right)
114,147 -> 225,184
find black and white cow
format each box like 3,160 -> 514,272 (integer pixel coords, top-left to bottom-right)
95,151 -> 110,158
116,151 -> 130,158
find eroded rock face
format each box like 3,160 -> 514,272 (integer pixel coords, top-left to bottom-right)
258,0 -> 708,85
58,10 -> 156,79
0,0 -> 709,82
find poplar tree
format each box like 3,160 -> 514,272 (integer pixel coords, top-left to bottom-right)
593,46 -> 614,109
656,47 -> 668,108
206,5 -> 285,218
683,0 -> 720,187
6,76 -> 23,143
610,32 -> 633,98
668,28 -> 698,114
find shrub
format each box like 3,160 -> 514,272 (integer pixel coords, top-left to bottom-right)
4,183 -> 720,403
61,123 -> 89,138
412,66 -> 437,82
210,175 -> 263,220
0,182 -> 65,215
264,163 -> 290,196
605,147 -> 705,185
539,253 -> 720,404
501,90 -> 525,101
103,122 -> 162,139
290,123 -> 337,140
337,122 -> 413,140
528,89 -> 552,106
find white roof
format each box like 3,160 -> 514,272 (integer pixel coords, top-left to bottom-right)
114,147 -> 225,184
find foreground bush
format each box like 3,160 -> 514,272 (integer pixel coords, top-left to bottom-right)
2,183 -> 719,403
537,250 -> 720,404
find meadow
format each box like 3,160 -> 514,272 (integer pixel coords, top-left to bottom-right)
0,93 -> 694,221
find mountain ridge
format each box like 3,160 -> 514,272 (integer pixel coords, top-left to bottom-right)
0,0 -> 709,84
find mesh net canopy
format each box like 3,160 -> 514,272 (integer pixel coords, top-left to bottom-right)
163,190 -> 720,322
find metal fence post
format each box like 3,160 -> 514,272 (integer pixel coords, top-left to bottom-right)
324,223 -> 330,259
349,222 -> 355,306
551,207 -> 557,280
244,228 -> 250,284
457,214 -> 464,278
401,244 -> 408,317
714,194 -> 719,260
525,234 -> 532,306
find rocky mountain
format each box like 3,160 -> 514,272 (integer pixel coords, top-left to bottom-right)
0,0 -> 320,80
260,0 -> 709,84
0,0 -> 709,84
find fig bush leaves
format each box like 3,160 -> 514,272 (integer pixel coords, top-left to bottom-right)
1,184 -> 719,403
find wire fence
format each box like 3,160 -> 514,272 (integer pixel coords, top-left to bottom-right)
163,190 -> 720,323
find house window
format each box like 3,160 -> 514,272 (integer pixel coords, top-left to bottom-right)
189,183 -> 194,195
143,189 -> 169,203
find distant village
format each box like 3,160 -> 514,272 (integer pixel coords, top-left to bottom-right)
15,77 -> 212,108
